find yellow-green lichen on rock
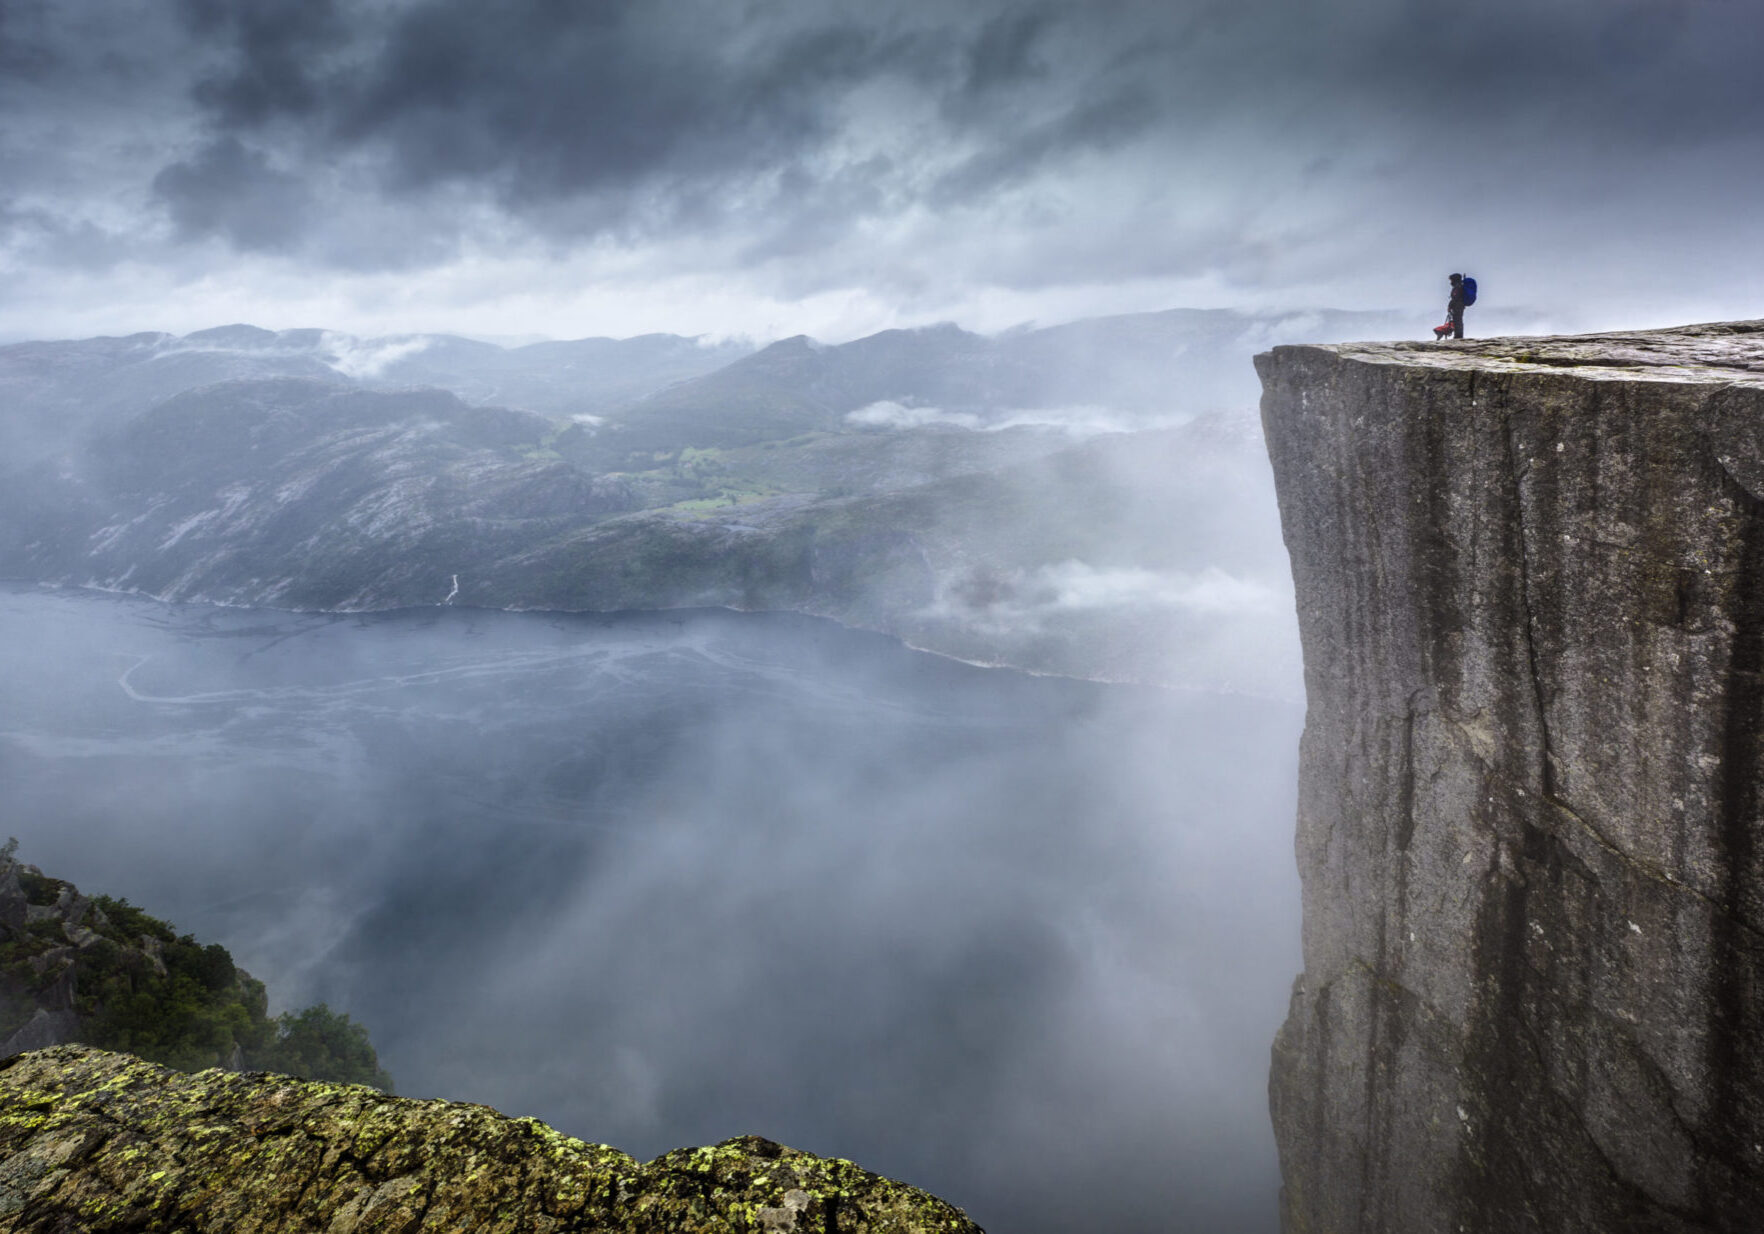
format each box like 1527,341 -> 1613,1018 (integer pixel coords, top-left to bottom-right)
0,1046 -> 983,1233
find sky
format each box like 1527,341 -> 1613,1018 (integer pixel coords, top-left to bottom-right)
5,0 -> 1764,344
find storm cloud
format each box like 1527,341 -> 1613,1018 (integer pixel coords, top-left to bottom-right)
4,2 -> 1764,347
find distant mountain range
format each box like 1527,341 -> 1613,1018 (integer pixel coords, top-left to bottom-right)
0,324 -> 750,466
0,307 -> 1409,688
565,307 -> 1412,466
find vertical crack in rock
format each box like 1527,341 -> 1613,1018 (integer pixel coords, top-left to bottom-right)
1702,462 -> 1764,1223
1259,325 -> 1764,1234
1503,403 -> 1559,804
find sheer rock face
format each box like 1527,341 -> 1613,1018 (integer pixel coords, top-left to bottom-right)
0,1045 -> 982,1234
1256,324 -> 1764,1233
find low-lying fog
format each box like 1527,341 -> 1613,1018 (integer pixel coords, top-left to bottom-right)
2,582 -> 1300,1233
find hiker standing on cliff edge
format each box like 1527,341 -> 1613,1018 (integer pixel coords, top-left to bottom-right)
1434,272 -> 1473,340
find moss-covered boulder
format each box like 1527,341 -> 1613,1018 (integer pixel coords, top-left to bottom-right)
0,1046 -> 983,1233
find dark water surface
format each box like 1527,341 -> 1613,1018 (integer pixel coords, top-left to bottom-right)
0,581 -> 1301,1233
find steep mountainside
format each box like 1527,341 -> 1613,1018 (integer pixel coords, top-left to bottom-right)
1257,322 -> 1764,1232
0,1046 -> 982,1233
0,846 -> 389,1089
5,379 -> 629,610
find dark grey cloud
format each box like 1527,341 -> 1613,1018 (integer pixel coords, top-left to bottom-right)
341,10 -> 885,242
1348,1 -> 1764,137
180,0 -> 348,128
0,202 -> 139,272
930,84 -> 1160,205
957,6 -> 1055,95
142,0 -> 1764,245
0,0 -> 62,82
142,3 -> 1127,243
153,136 -> 313,251
178,3 -> 896,208
5,0 -> 1764,337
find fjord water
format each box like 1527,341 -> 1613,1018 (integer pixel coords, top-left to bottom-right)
1,582 -> 1300,1233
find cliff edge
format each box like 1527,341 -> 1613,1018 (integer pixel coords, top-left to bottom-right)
0,1045 -> 981,1233
1257,323 -> 1764,1232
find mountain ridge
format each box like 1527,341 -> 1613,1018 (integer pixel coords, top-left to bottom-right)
0,305 -> 1373,690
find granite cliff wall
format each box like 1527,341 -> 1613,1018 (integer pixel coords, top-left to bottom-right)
1257,324 -> 1764,1232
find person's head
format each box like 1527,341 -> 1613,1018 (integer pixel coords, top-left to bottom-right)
1449,273 -> 1463,284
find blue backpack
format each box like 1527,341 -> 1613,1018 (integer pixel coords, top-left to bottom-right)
1462,276 -> 1478,306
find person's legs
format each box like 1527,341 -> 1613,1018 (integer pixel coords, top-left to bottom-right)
1450,308 -> 1464,339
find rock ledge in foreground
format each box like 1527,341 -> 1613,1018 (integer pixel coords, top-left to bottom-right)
0,1045 -> 982,1233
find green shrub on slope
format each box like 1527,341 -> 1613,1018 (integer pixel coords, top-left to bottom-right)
254,1003 -> 393,1090
0,854 -> 392,1091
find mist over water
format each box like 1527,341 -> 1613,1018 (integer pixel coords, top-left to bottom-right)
2,581 -> 1299,1233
